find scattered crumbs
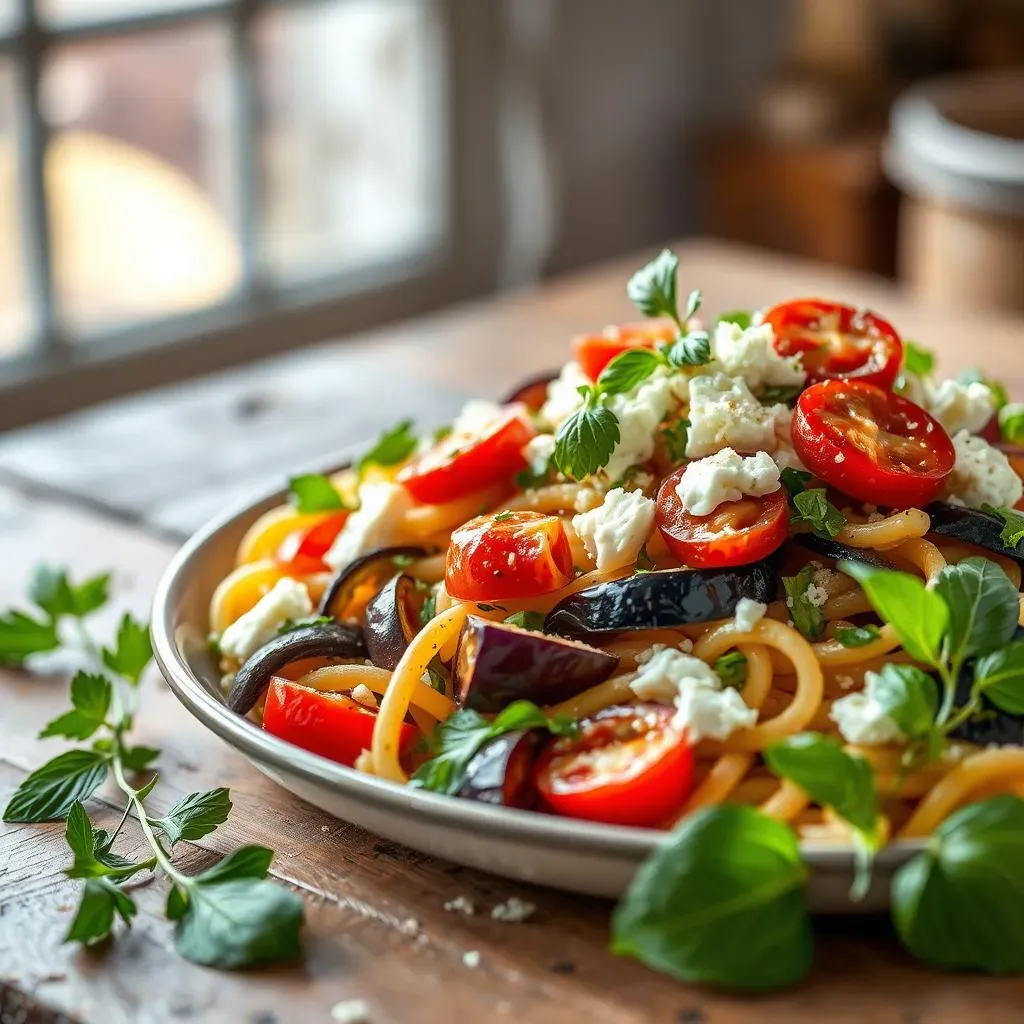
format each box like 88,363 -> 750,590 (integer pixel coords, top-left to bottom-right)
805,583 -> 828,608
331,999 -> 372,1024
490,897 -> 536,923
836,675 -> 856,691
398,917 -> 420,937
462,950 -> 481,969
321,825 -> 331,834
444,895 -> 476,916
785,596 -> 794,609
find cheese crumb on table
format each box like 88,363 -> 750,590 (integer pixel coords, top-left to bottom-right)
331,1000 -> 372,1024
462,950 -> 481,969
490,897 -> 536,923
443,896 -> 476,916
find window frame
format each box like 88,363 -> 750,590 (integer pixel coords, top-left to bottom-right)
0,0 -> 503,430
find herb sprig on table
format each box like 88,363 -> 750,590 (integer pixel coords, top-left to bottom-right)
1,565 -> 303,969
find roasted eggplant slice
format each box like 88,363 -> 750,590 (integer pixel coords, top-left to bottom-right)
925,502 -> 1024,565
365,573 -> 422,670
794,534 -> 896,571
500,371 -> 557,412
453,616 -> 618,712
226,622 -> 366,715
455,729 -> 540,807
544,563 -> 777,638
317,545 -> 427,619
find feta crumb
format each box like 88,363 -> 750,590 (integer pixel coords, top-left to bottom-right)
571,487 -> 656,571
812,567 -> 840,590
538,361 -> 591,429
675,448 -> 781,516
925,378 -> 995,436
522,433 -> 556,478
770,405 -> 808,474
462,950 -> 481,969
942,430 -> 1023,510
830,671 -> 906,745
602,372 -> 678,482
834,452 -> 845,464
350,684 -> 378,709
712,319 -> 805,393
324,482 -> 412,571
331,999 -> 372,1024
490,897 -> 536,923
686,373 -> 780,458
444,896 -> 476,916
219,578 -> 313,662
734,597 -> 767,633
573,486 -> 603,513
836,674 -> 856,691
805,583 -> 828,608
398,917 -> 420,937
452,399 -> 503,437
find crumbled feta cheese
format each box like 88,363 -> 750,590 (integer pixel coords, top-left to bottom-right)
491,897 -> 536,923
925,378 -> 995,436
836,674 -> 856,691
675,448 -> 781,516
770,405 -> 807,473
571,487 -> 656,570
834,453 -> 845,464
452,399 -> 503,437
734,597 -> 767,633
398,917 -> 420,936
830,672 -> 906,745
573,486 -> 603,513
523,433 -> 556,477
219,578 -> 312,662
350,684 -> 378,709
805,583 -> 828,608
444,896 -> 476,916
538,361 -> 591,429
813,567 -> 841,591
942,430 -> 1023,510
686,373 -> 780,458
324,482 -> 412,571
331,999 -> 372,1024
712,319 -> 804,393
629,646 -> 757,741
462,950 -> 481,969
602,373 -> 677,481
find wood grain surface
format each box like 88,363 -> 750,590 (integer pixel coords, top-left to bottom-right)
2,240 -> 1024,1022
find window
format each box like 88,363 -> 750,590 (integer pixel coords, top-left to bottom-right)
0,0 -> 501,428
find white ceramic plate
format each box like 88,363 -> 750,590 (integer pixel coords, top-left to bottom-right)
151,464 -> 922,913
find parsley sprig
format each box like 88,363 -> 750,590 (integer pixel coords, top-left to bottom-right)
1,565 -> 302,969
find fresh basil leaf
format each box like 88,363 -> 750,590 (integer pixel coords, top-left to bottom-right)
839,562 -> 948,666
553,401 -> 620,480
835,624 -> 881,648
153,788 -> 231,846
3,749 -> 109,823
974,641 -> 1024,715
29,566 -> 110,620
791,488 -> 845,539
101,614 -> 153,685
194,845 -> 274,885
665,330 -> 711,368
503,610 -> 545,632
610,805 -> 811,991
934,557 -> 1019,663
660,419 -> 689,465
596,348 -> 662,396
173,878 -> 303,969
902,341 -> 935,377
872,664 -> 939,739
39,672 -> 112,740
783,567 -> 825,641
891,795 -> 1024,974
356,419 -> 417,479
276,615 -> 332,636
0,608 -> 60,665
714,651 -> 747,690
981,504 -> 1024,551
287,473 -> 346,513
626,249 -> 679,321
998,403 -> 1024,446
65,876 -> 136,946
780,468 -> 811,499
716,310 -> 752,330
119,745 -> 161,772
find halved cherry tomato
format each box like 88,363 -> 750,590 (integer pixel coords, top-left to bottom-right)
792,380 -> 955,507
764,299 -> 903,390
997,444 -> 1024,510
655,468 -> 788,569
263,676 -> 415,768
445,510 -> 574,601
573,320 -> 677,382
398,405 -> 534,505
274,512 -> 349,575
534,704 -> 694,827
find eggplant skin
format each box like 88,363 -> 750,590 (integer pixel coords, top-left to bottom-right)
793,534 -> 895,571
455,729 -> 540,808
317,545 -> 427,619
925,502 -> 1024,565
544,562 -> 777,638
364,574 -> 420,671
499,371 -> 558,412
454,616 -> 619,713
226,622 -> 366,715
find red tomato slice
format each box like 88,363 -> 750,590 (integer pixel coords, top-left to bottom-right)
792,380 -> 955,508
655,469 -> 788,569
764,299 -> 903,390
573,320 -> 677,382
263,677 -> 414,768
398,405 -> 534,505
534,704 -> 694,827
446,510 -> 574,601
275,512 -> 349,575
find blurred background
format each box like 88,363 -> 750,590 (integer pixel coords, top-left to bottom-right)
0,0 -> 1022,434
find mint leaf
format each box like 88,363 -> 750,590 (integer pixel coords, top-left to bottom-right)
783,567 -> 825,641
287,473 -> 346,513
835,625 -> 881,648
974,641 -> 1024,715
356,419 -> 417,479
553,400 -> 620,480
791,488 -> 845,539
714,651 -> 747,690
119,745 -> 161,772
101,614 -> 152,685
0,608 -> 60,665
872,664 -> 939,739
597,348 -> 662,396
194,845 -> 274,885
934,557 -> 1019,663
998,403 -> 1024,446
153,788 -> 232,846
29,565 -> 109,620
65,876 -> 137,946
982,504 -> 1024,551
661,420 -> 690,465
665,330 -> 711,368
902,341 -> 935,377
626,249 -> 679,321
39,672 -> 112,740
64,802 -> 150,881
3,749 -> 109,823
780,468 -> 811,499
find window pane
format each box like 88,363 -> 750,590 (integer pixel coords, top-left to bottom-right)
39,0 -> 212,26
41,24 -> 240,334
255,0 -> 444,281
0,60 -> 30,356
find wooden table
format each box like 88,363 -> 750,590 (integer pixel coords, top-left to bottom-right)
2,240 -> 1023,1023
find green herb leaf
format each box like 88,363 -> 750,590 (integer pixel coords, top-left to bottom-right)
610,805 -> 811,991
759,384 -> 803,405
418,586 -> 438,627
503,611 -> 545,632
553,401 -> 620,480
3,749 -> 109,823
872,664 -> 940,739
119,745 -> 161,772
193,845 -> 274,885
902,341 -> 935,377
790,488 -> 845,539
714,651 -> 747,690
287,473 -> 346,514
356,419 -> 418,479
957,368 -> 1008,410
998,403 -> 1024,446
596,348 -> 663,396
626,249 -> 679,321
839,562 -> 948,666
635,544 -> 656,573
891,795 -> 1024,974
276,615 -> 332,636
780,468 -> 811,499
660,419 -> 690,465
715,310 -> 752,330
65,876 -> 137,946
835,624 -> 881,648
782,567 -> 825,641
974,641 -> 1024,715
492,510 -> 515,523
0,608 -> 60,665
39,672 -> 112,740
981,504 -> 1024,551
64,802 -> 151,881
682,289 -> 702,322
153,788 -> 232,846
29,565 -> 110,620
665,330 -> 711,368
934,557 -> 1019,664
173,878 -> 303,969
101,614 -> 153,685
